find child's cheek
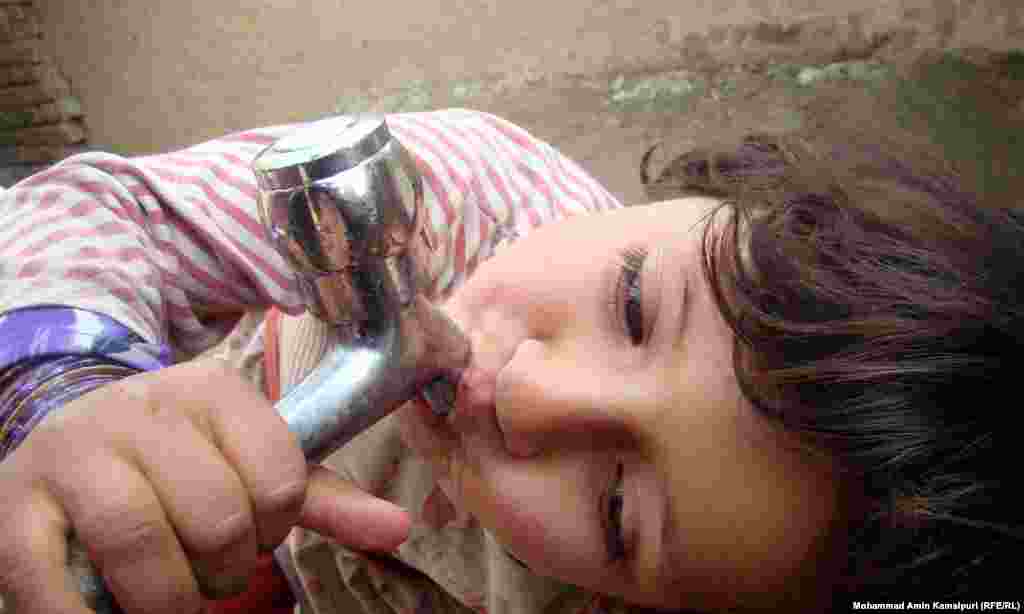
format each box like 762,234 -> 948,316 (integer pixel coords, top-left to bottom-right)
459,469 -> 552,568
462,463 -> 605,581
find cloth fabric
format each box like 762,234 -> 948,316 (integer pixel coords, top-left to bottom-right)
0,109 -> 624,614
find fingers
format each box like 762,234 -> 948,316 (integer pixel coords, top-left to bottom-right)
107,360 -> 307,544
165,361 -> 411,556
126,405 -> 259,599
0,355 -> 410,614
135,360 -> 309,551
190,361 -> 309,552
46,444 -> 202,614
299,465 -> 411,552
101,359 -> 307,599
0,485 -> 92,614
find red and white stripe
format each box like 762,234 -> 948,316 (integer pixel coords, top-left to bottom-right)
0,110 -> 622,358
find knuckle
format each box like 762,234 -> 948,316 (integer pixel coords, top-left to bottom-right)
189,519 -> 258,600
251,477 -> 305,550
193,509 -> 254,555
77,502 -> 172,563
107,373 -> 202,434
102,375 -> 173,429
142,402 -> 199,436
259,476 -> 307,517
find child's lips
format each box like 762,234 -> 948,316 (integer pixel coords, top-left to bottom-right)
397,357 -> 505,480
448,362 -> 511,453
438,299 -> 522,456
396,397 -> 457,477
460,363 -> 498,410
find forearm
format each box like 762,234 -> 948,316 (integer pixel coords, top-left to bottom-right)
0,124 -> 306,357
0,125 -> 304,457
0,123 -> 312,460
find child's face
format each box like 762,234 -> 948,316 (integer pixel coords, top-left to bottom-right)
398,198 -> 842,610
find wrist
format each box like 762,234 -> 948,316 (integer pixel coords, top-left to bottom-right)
0,356 -> 139,460
0,305 -> 173,462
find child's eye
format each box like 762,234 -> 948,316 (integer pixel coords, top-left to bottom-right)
602,461 -> 628,562
616,246 -> 648,345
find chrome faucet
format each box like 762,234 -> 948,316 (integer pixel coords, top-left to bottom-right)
72,116 -> 471,612
252,114 -> 470,462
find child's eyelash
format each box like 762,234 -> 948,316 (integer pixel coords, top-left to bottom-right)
604,461 -> 628,563
616,246 -> 648,345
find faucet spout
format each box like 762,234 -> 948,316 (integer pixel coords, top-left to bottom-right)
278,294 -> 470,463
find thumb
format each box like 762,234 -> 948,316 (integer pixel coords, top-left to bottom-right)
298,465 -> 411,552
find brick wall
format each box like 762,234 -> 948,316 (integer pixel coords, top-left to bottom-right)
1,0 -> 87,187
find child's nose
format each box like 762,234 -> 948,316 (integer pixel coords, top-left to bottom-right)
495,339 -> 627,458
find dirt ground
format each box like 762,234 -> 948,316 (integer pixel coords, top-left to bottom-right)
638,51 -> 1024,203
33,1 -> 1024,204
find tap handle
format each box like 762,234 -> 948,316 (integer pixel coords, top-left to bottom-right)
254,115 -> 427,329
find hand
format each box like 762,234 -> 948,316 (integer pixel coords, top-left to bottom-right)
0,359 -> 411,614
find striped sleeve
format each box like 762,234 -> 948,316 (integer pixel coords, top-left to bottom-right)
389,109 -> 622,297
0,109 -> 621,359
0,125 -> 303,358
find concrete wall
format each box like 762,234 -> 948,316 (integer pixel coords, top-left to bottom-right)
34,0 -> 1024,202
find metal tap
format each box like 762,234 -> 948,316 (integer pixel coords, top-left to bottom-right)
72,116 -> 471,612
252,114 -> 470,461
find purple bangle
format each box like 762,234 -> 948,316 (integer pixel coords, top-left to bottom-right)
0,306 -> 174,460
0,356 -> 137,460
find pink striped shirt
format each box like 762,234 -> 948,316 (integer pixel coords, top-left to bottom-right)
0,109 -> 621,360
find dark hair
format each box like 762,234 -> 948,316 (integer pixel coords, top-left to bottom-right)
649,130 -> 1024,604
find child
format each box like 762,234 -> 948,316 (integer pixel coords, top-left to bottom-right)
1,109 -> 1020,613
